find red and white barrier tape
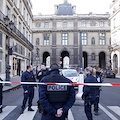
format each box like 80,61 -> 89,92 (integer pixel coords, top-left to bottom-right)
0,81 -> 120,86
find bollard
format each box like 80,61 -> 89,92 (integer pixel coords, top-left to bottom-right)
74,72 -> 84,105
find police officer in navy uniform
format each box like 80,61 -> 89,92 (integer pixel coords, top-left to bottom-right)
82,67 -> 97,120
20,65 -> 37,114
39,63 -> 75,120
36,63 -> 49,82
0,77 -> 3,113
94,66 -> 103,115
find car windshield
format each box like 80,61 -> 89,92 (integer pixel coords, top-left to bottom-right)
62,70 -> 77,77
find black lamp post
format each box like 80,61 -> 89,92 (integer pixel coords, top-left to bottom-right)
4,16 -> 14,86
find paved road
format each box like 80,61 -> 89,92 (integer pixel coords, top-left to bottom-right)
0,78 -> 120,120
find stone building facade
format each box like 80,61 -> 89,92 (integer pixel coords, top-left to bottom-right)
32,1 -> 111,69
109,0 -> 120,75
0,0 -> 33,79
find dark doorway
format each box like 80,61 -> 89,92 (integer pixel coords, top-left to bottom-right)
43,52 -> 50,64
60,51 -> 69,68
83,52 -> 88,68
99,52 -> 106,69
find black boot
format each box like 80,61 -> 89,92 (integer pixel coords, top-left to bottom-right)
28,107 -> 34,111
20,107 -> 24,114
0,107 -> 2,113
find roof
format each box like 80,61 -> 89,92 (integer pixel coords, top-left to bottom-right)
56,1 -> 74,15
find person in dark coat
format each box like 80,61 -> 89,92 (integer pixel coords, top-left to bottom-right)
36,63 -> 50,113
82,67 -> 98,120
39,63 -> 75,120
94,67 -> 103,115
36,63 -> 49,82
20,65 -> 37,114
0,77 -> 3,113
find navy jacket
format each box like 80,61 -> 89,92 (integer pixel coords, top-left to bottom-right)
83,74 -> 97,97
21,71 -> 36,91
36,69 -> 49,82
39,70 -> 75,115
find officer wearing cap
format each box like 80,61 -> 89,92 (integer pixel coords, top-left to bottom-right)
39,63 -> 75,120
0,77 -> 3,113
82,67 -> 97,120
20,65 -> 37,114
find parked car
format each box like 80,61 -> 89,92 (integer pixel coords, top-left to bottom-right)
105,70 -> 116,78
61,69 -> 79,83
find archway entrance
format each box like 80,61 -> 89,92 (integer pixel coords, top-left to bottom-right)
99,52 -> 106,69
60,51 -> 69,68
83,52 -> 88,68
43,52 -> 50,66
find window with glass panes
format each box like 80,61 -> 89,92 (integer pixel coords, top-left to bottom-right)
99,33 -> 105,45
44,34 -> 50,45
81,33 -> 87,45
62,33 -> 68,45
44,22 -> 49,28
36,38 -> 40,45
0,32 -> 2,47
63,22 -> 67,27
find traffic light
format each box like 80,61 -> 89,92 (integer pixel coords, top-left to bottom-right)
8,46 -> 13,55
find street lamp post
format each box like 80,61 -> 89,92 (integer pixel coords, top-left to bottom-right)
4,16 -> 14,86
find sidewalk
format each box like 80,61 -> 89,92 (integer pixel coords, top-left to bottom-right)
3,76 -> 21,92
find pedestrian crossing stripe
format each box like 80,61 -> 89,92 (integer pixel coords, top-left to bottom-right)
17,106 -> 38,120
107,106 -> 120,117
0,106 -> 17,120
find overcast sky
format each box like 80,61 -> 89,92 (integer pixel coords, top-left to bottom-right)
31,0 -> 112,15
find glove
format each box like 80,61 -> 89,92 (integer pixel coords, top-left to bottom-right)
81,94 -> 85,100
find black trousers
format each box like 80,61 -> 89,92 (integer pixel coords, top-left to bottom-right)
22,87 -> 34,109
84,98 -> 93,120
0,91 -> 2,106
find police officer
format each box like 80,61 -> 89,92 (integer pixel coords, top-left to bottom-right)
20,65 -> 37,114
37,63 -> 49,113
36,63 -> 49,82
39,63 -> 75,120
82,67 -> 97,120
0,77 -> 3,113
94,66 -> 103,115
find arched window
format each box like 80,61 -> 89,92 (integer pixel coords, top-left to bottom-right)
91,53 -> 95,61
36,38 -> 39,45
91,37 -> 95,45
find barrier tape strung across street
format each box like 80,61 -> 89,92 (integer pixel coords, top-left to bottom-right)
0,81 -> 120,86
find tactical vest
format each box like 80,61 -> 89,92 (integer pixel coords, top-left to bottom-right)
45,74 -> 69,103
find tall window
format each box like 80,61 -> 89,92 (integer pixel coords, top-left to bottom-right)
91,37 -> 95,45
19,22 -> 21,32
91,53 -> 95,61
44,34 -> 50,45
63,22 -> 67,27
0,32 -> 2,47
12,14 -> 17,27
36,38 -> 40,45
99,33 -> 105,45
7,6 -> 10,18
23,27 -> 25,36
19,0 -> 22,12
100,21 -> 104,27
81,33 -> 87,45
81,21 -> 86,27
62,33 -> 68,45
44,22 -> 49,28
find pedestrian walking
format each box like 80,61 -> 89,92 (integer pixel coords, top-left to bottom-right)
0,77 -> 3,113
39,63 -> 75,120
94,66 -> 103,115
36,63 -> 50,113
82,67 -> 97,120
20,65 -> 37,114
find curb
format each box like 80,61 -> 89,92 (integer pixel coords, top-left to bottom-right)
3,84 -> 21,92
